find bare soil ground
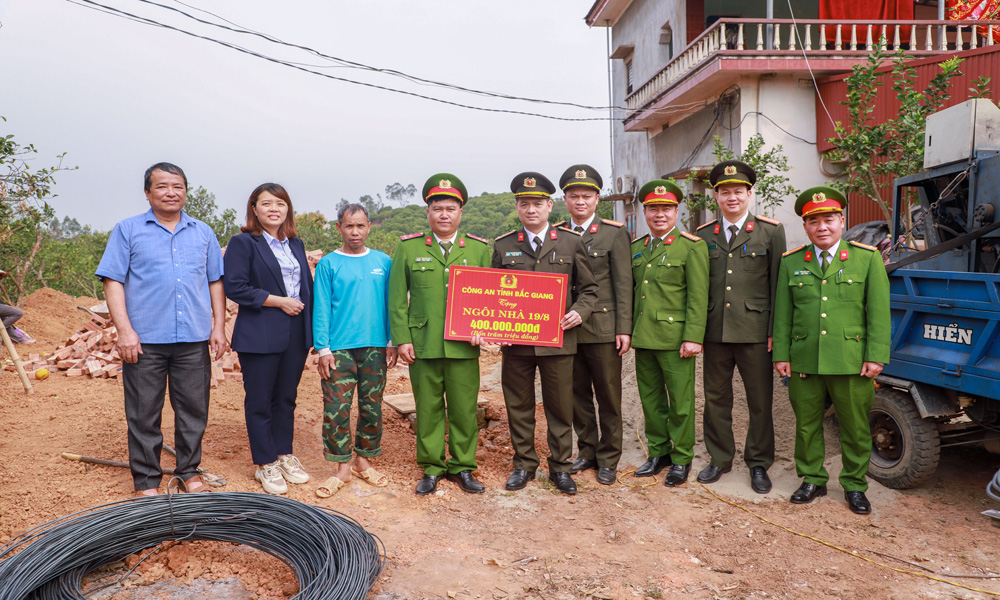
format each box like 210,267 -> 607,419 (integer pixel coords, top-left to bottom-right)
2,289 -> 999,600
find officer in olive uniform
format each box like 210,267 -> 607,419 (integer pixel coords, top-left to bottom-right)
773,186 -> 890,515
554,164 -> 633,486
492,171 -> 599,495
695,160 -> 786,494
388,173 -> 492,496
630,180 -> 709,487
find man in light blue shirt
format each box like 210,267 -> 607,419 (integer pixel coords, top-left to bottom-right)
96,162 -> 227,497
312,203 -> 397,497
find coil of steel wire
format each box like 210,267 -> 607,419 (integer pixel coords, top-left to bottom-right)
0,491 -> 384,600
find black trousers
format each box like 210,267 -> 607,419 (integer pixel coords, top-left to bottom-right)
501,352 -> 574,473
571,341 -> 623,468
122,342 -> 211,490
237,313 -> 308,465
702,341 -> 775,469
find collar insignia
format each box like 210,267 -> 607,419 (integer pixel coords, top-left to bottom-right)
840,249 -> 849,261
804,251 -> 813,262
746,221 -> 754,232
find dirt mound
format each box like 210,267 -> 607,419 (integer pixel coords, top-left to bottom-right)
17,288 -> 100,345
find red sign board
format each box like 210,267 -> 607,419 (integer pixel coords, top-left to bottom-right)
445,266 -> 568,347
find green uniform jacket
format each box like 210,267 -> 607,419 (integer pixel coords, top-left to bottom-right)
388,232 -> 491,359
772,240 -> 891,374
557,219 -> 634,343
630,228 -> 709,350
491,225 -> 599,356
697,214 -> 786,343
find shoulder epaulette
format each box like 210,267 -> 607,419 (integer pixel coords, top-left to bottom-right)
495,229 -> 517,240
782,245 -> 805,257
465,233 -> 488,244
680,231 -> 701,242
850,240 -> 878,252
755,215 -> 781,225
399,232 -> 424,241
602,218 -> 624,227
559,226 -> 582,236
696,219 -> 717,231
631,234 -> 650,247
553,221 -> 566,228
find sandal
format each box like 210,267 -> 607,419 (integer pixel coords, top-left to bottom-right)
182,475 -> 212,493
315,476 -> 346,498
351,467 -> 388,487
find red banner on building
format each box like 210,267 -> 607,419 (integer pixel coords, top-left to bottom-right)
444,266 -> 567,347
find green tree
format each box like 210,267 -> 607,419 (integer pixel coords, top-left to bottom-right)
0,117 -> 75,304
184,185 -> 239,246
688,134 -> 798,230
385,182 -> 417,207
827,44 -> 979,225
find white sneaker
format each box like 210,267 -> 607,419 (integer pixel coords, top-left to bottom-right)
255,462 -> 288,495
276,455 -> 310,484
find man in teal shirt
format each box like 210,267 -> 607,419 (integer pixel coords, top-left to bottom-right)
312,203 -> 398,497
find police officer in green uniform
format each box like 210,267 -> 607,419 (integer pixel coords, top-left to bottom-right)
772,186 -> 890,515
630,180 -> 709,486
492,171 -> 599,495
388,173 -> 492,496
555,164 -> 633,486
695,160 -> 786,494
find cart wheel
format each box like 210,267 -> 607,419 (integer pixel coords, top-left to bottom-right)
868,388 -> 940,489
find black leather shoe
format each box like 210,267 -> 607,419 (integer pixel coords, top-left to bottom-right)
664,463 -> 691,487
696,464 -> 731,484
596,467 -> 616,485
845,491 -> 872,514
505,469 -> 535,491
447,470 -> 485,494
749,467 -> 772,494
570,457 -> 597,473
550,472 -> 577,495
790,481 -> 827,504
415,474 -> 442,496
634,456 -> 671,477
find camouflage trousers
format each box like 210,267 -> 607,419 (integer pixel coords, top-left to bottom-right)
321,347 -> 386,463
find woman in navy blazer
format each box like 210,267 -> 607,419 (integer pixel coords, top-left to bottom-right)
223,183 -> 313,495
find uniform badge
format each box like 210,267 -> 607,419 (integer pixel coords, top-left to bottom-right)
575,169 -> 587,179
439,179 -> 452,189
813,192 -> 826,202
793,270 -> 811,276
654,185 -> 667,195
517,232 -> 525,242
633,252 -> 643,258
724,165 -> 737,176
459,238 -> 465,248
665,236 -> 675,245
714,224 -> 720,235
524,177 -> 537,188
804,251 -> 813,262
415,257 -> 432,262
707,243 -> 717,250
590,223 -> 599,233
746,221 -> 754,232
425,236 -> 433,246
505,251 -> 523,257
550,229 -> 558,240
840,249 -> 849,261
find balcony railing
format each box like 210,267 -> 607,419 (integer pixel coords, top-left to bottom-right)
625,18 -> 1000,119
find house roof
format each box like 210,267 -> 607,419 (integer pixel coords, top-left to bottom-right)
584,0 -> 632,27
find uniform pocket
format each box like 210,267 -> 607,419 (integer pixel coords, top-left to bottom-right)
741,244 -> 768,272
836,271 -> 867,301
654,257 -> 686,285
655,310 -> 685,324
411,263 -> 437,288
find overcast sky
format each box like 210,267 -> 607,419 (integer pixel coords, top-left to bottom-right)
0,0 -> 612,230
